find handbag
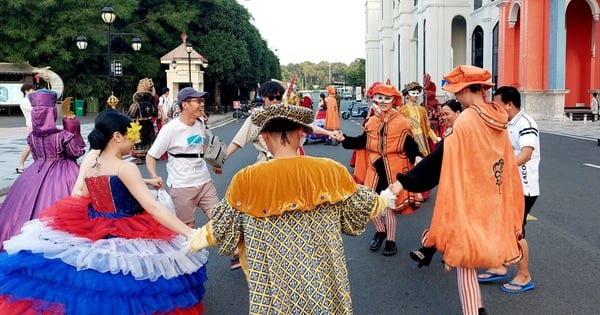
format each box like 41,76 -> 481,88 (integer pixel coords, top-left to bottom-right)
203,128 -> 227,168
151,189 -> 176,214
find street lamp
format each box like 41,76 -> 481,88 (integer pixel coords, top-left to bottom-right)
186,40 -> 193,86
76,6 -> 142,109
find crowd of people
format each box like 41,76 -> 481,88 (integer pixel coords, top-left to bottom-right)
0,65 -> 541,315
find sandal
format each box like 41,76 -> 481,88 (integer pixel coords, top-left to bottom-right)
16,168 -> 24,174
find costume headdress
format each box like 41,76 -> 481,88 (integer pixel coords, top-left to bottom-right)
132,77 -> 154,102
30,89 -> 60,135
251,104 -> 314,134
401,81 -> 423,96
442,65 -> 495,94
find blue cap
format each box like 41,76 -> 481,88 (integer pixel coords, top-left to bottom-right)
177,87 -> 208,103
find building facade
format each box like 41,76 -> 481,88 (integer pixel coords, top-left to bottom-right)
366,0 -> 600,120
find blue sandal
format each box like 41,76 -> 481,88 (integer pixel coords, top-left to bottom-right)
500,281 -> 535,293
477,271 -> 509,283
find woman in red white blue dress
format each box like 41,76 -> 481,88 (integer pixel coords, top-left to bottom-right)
0,110 -> 208,315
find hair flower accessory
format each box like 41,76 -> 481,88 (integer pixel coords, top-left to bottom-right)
126,121 -> 142,143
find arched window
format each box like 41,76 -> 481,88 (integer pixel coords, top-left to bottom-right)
471,26 -> 484,68
474,0 -> 482,10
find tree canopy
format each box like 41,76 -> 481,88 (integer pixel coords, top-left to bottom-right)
0,0 -> 363,112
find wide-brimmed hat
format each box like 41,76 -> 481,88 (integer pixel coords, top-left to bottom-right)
177,87 -> 208,103
251,104 -> 314,134
401,81 -> 423,95
442,65 -> 495,94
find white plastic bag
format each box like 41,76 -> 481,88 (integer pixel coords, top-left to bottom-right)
152,189 -> 176,214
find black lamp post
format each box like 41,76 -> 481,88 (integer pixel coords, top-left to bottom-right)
186,40 -> 193,86
76,6 -> 142,109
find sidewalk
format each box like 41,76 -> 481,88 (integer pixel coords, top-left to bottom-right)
0,111 -> 235,199
1,114 -> 599,198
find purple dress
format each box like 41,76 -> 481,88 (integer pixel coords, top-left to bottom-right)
0,90 -> 86,250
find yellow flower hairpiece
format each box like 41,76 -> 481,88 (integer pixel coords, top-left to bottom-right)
126,121 -> 142,143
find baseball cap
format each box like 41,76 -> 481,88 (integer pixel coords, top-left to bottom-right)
177,87 -> 208,103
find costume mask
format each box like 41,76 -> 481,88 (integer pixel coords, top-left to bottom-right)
408,90 -> 421,97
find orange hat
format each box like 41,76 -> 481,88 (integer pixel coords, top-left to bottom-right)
366,81 -> 382,98
326,85 -> 336,95
372,84 -> 403,107
442,65 -> 495,94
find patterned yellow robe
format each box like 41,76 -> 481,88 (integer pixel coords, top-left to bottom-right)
191,156 -> 388,314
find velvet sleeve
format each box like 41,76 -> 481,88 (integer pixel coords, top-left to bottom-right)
396,139 -> 443,192
341,131 -> 367,150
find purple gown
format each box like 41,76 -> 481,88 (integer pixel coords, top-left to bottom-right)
0,90 -> 85,250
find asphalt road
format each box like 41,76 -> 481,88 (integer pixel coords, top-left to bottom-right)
142,110 -> 600,314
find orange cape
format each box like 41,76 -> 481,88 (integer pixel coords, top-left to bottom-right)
425,102 -> 524,268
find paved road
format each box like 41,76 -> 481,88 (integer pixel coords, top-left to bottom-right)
1,108 -> 600,313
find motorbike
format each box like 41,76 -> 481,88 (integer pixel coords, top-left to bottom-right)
341,101 -> 369,119
232,101 -> 253,119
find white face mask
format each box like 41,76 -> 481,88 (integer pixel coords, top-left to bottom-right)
372,94 -> 394,104
408,90 -> 421,97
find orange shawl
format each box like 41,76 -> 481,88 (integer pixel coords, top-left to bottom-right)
363,111 -> 420,213
425,102 -> 524,268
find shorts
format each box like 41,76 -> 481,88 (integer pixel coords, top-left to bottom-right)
522,195 -> 538,238
169,181 -> 219,224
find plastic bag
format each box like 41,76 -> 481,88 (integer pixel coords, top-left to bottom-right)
152,189 -> 176,214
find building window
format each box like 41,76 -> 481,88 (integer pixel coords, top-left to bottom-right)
471,26 -> 484,68
414,0 -> 418,6
474,0 -> 482,10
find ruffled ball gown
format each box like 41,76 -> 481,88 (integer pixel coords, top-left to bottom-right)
0,175 -> 209,315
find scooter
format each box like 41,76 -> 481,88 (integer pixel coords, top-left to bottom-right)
341,101 -> 369,119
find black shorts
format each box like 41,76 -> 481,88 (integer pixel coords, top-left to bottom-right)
522,195 -> 538,237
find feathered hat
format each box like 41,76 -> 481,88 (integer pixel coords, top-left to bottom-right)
401,81 -> 423,96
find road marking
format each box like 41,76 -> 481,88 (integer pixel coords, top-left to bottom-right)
583,163 -> 600,169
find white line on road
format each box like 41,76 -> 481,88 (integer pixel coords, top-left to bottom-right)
583,163 -> 600,169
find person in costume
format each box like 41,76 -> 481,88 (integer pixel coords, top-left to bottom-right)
408,99 -> 462,268
188,103 -> 397,314
349,81 -> 381,184
324,85 -> 341,143
400,81 -> 440,155
332,83 -> 423,256
476,86 -> 540,294
0,110 -> 208,315
390,65 -> 524,315
127,78 -> 158,164
0,89 -> 86,250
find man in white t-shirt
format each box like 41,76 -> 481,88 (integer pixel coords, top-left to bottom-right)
146,87 -> 220,228
478,86 -> 540,294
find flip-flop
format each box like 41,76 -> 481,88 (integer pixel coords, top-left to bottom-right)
477,271 -> 509,283
500,281 -> 535,293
